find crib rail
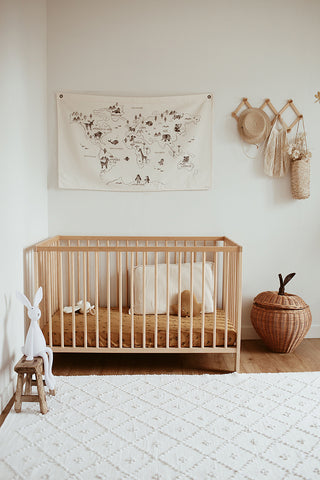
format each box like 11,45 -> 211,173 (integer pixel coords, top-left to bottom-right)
27,236 -> 242,370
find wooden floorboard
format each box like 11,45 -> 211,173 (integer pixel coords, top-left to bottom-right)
0,397 -> 14,428
2,339 -> 320,427
51,338 -> 320,375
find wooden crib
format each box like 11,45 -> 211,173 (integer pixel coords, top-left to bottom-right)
25,236 -> 243,371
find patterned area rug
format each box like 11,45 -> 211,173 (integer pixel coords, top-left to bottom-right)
0,372 -> 320,480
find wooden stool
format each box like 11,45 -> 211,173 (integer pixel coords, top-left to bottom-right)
14,356 -> 55,415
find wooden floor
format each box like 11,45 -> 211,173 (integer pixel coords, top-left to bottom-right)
1,339 -> 320,427
52,339 -> 320,375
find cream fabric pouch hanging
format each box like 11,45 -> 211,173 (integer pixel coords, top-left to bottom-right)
264,117 -> 289,177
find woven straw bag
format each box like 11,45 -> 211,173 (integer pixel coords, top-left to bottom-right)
291,158 -> 310,199
290,119 -> 310,199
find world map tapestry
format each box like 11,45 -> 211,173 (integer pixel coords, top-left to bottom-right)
57,92 -> 213,191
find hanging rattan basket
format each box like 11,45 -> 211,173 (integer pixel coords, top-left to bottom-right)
250,274 -> 312,353
291,158 -> 310,199
289,118 -> 311,199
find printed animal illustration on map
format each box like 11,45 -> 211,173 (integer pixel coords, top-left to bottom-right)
70,102 -> 201,187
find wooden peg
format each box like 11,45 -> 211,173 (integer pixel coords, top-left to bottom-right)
232,97 -> 303,134
259,100 -> 268,110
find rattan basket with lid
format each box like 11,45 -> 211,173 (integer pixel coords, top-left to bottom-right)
251,274 -> 312,353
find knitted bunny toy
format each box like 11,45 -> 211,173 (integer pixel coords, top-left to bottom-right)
16,287 -> 55,391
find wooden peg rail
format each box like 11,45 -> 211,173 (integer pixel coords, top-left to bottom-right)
232,98 -> 303,133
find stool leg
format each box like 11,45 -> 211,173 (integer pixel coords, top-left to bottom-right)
15,373 -> 24,413
25,374 -> 32,395
35,371 -> 48,415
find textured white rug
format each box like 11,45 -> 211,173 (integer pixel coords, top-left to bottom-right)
0,372 -> 320,480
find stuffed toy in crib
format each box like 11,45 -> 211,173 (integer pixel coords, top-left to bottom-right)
171,290 -> 201,317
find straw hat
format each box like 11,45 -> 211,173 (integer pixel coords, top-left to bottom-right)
238,108 -> 271,144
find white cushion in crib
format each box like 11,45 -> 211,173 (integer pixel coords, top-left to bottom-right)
132,262 -> 214,315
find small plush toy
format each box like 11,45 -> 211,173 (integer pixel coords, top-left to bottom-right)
171,290 -> 202,317
16,287 -> 55,391
63,300 -> 95,315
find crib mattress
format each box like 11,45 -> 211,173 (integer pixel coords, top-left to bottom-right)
43,307 -> 237,348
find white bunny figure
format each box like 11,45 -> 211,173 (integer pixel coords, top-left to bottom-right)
16,287 -> 55,391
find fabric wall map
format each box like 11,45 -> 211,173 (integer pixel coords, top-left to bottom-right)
57,93 -> 213,191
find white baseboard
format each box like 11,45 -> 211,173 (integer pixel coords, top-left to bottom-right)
242,324 -> 320,340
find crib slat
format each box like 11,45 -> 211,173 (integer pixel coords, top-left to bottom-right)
119,252 -> 123,349
233,252 -> 236,327
34,250 -> 39,295
126,240 -> 129,308
178,251 -> 182,349
48,247 -> 52,311
234,253 -> 237,328
50,251 -> 54,315
54,250 -> 57,313
55,251 -> 58,314
40,251 -> 45,330
51,252 -> 55,314
25,250 -> 31,315
213,251 -> 218,348
143,252 -> 146,349
136,240 -> 139,270
77,240 -> 81,302
35,251 -> 40,322
87,240 -> 90,303
231,252 -> 235,329
83,252 -> 87,348
131,252 -> 134,348
68,240 -> 71,305
46,252 -> 52,348
166,250 -> 170,349
224,252 -> 229,348
189,252 -> 194,348
146,241 -> 148,265
116,241 -> 119,309
59,252 -> 64,348
201,252 -> 206,348
229,252 -> 232,328
43,251 -> 48,323
154,248 -> 158,348
71,252 -> 76,348
107,248 -> 111,348
95,251 -> 99,348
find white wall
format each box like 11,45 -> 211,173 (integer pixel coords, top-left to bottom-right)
0,0 -> 48,412
47,0 -> 320,338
